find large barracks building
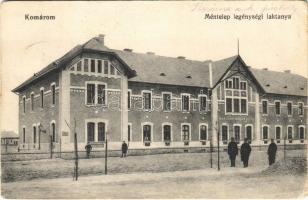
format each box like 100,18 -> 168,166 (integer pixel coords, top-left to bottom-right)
13,35 -> 308,152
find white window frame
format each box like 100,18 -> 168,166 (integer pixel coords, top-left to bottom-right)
142,90 -> 153,111
262,124 -> 270,140
274,100 -> 281,116
245,124 -> 253,140
85,81 -> 107,106
198,94 -> 207,112
199,123 -> 208,141
50,82 -> 56,106
299,125 -> 305,140
22,125 -> 26,143
162,92 -> 172,112
90,59 -> 96,74
240,81 -> 247,90
32,123 -> 38,144
298,102 -> 304,116
287,125 -> 294,140
287,101 -> 293,116
181,123 -> 191,141
221,123 -> 229,141
162,122 -> 173,142
261,99 -> 268,115
141,122 -> 154,142
274,125 -> 282,140
85,119 -> 108,143
181,93 -> 190,112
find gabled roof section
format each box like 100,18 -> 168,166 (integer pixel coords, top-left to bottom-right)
250,68 -> 308,96
113,50 -> 210,87
212,55 -> 238,85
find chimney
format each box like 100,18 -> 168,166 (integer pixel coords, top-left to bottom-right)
262,68 -> 268,71
123,48 -> 133,52
177,56 -> 186,59
146,52 -> 155,55
284,70 -> 291,73
97,34 -> 105,46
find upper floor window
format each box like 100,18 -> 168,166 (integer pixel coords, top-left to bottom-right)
90,59 -> 95,73
104,60 -> 109,74
298,103 -> 304,116
23,96 -> 26,113
181,94 -> 190,111
233,77 -> 239,89
287,102 -> 292,115
143,91 -> 152,110
127,91 -> 131,110
225,79 -> 232,89
226,98 -> 232,113
199,95 -> 207,111
84,59 -> 89,72
262,100 -> 268,114
97,60 -> 102,73
51,84 -> 56,105
40,89 -> 44,108
30,93 -> 34,111
76,61 -> 82,71
86,83 -> 106,105
240,82 -> 247,90
110,65 -> 115,75
262,126 -> 268,140
275,101 -> 281,115
162,93 -> 171,111
200,125 -> 207,140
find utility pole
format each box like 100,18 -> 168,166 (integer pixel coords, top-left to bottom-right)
217,130 -> 220,171
105,133 -> 108,175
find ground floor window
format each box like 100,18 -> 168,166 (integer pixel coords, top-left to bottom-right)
182,124 -> 190,141
33,126 -> 37,143
87,121 -> 106,143
128,124 -> 131,142
221,125 -> 228,141
163,125 -> 171,141
275,126 -> 281,140
22,127 -> 26,143
288,126 -> 293,140
299,126 -> 305,140
245,125 -> 252,141
262,126 -> 268,140
200,125 -> 207,140
143,125 -> 152,142
234,125 -> 240,143
51,123 -> 56,142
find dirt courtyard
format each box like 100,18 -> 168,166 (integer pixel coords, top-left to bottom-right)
1,149 -> 307,198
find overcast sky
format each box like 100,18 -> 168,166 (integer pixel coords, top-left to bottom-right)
0,1 -> 307,132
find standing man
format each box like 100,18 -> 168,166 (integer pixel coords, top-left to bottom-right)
85,143 -> 92,159
267,139 -> 277,165
228,137 -> 238,167
121,141 -> 128,158
240,138 -> 252,168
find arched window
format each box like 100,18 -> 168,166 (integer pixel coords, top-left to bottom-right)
275,126 -> 281,140
163,125 -> 171,142
182,125 -> 190,141
288,126 -> 293,140
234,125 -> 240,143
22,127 -> 26,143
143,125 -> 151,142
87,122 -> 95,142
262,126 -> 268,140
200,125 -> 207,140
51,123 -> 56,142
98,122 -> 105,142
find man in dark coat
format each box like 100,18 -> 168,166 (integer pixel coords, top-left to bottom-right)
121,141 -> 128,158
240,138 -> 252,168
228,137 -> 238,167
85,144 -> 92,159
267,139 -> 277,165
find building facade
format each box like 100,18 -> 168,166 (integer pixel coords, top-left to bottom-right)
13,35 -> 308,152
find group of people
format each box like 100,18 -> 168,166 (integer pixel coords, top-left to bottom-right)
85,141 -> 128,159
228,137 -> 277,167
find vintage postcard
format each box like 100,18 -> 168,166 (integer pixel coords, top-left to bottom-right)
0,1 -> 307,199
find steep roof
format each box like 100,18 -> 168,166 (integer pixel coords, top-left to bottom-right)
114,50 -> 210,87
12,36 -> 307,96
250,68 -> 307,96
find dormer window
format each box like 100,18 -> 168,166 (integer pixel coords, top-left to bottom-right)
84,59 -> 89,72
90,59 -> 95,73
181,94 -> 190,111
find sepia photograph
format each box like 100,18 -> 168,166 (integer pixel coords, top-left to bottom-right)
0,1 -> 307,199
